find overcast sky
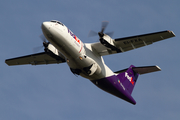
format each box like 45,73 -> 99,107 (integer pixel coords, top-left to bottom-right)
0,0 -> 179,120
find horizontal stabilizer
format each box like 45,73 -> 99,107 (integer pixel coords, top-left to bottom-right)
132,66 -> 161,75
114,65 -> 161,75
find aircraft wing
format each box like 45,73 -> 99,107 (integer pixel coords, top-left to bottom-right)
91,30 -> 175,56
5,52 -> 66,66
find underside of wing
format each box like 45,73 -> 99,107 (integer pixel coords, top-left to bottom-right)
5,52 -> 66,66
91,30 -> 175,56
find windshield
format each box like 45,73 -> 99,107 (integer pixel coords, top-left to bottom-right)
51,20 -> 64,26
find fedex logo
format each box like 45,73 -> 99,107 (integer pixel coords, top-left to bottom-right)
125,72 -> 134,85
68,29 -> 80,44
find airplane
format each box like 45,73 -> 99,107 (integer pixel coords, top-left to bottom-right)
5,20 -> 175,105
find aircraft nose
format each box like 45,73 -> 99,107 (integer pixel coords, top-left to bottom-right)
41,22 -> 51,32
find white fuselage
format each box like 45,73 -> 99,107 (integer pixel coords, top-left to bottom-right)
41,21 -> 114,80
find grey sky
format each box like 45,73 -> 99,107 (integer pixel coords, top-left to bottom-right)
0,0 -> 179,120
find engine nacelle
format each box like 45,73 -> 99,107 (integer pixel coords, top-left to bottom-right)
100,34 -> 121,53
100,34 -> 114,46
45,44 -> 66,62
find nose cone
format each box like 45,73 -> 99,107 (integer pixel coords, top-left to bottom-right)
41,22 -> 51,33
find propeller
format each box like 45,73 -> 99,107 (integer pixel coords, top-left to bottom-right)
33,34 -> 50,53
88,21 -> 114,38
99,21 -> 109,36
40,34 -> 50,48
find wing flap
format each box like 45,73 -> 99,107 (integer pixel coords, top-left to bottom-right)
5,52 -> 66,66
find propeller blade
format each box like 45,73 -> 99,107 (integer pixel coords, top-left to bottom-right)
88,21 -> 112,39
101,21 -> 109,33
39,34 -> 47,43
88,30 -> 98,37
33,34 -> 51,53
106,31 -> 114,37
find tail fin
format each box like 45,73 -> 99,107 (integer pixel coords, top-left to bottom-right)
116,65 -> 161,94
116,65 -> 138,94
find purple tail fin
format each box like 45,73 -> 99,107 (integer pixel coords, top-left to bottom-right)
116,65 -> 139,94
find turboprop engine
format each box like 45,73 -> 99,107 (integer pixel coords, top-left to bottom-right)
40,35 -> 66,62
89,21 -> 121,53
99,33 -> 121,53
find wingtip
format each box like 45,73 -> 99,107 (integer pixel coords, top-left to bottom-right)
155,65 -> 161,71
168,30 -> 176,37
5,59 -> 9,65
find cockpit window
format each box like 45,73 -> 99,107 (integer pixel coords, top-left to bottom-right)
51,20 -> 64,26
